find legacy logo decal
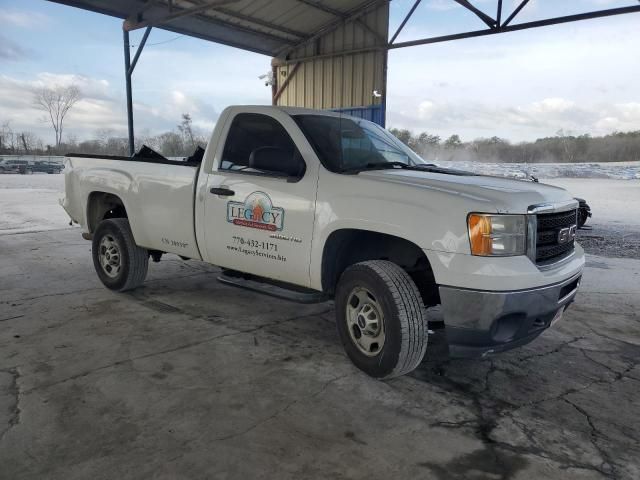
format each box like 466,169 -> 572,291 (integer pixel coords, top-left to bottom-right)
227,191 -> 284,231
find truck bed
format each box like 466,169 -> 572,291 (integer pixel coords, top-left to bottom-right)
62,154 -> 203,260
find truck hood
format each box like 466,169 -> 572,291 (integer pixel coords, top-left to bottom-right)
359,169 -> 575,214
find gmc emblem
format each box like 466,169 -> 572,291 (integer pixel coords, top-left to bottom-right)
558,225 -> 577,244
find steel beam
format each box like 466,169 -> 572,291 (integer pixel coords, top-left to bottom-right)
275,46 -> 382,65
390,4 -> 640,49
452,0 -> 496,28
123,29 -> 135,156
213,7 -> 307,39
278,0 -> 385,58
124,0 -> 239,30
126,1 -> 296,47
501,0 -> 529,27
296,0 -> 383,42
123,26 -> 152,156
295,0 -> 345,18
389,0 -> 422,44
128,26 -> 152,75
273,63 -> 301,103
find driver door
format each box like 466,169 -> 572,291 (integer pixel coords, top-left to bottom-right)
201,110 -> 318,287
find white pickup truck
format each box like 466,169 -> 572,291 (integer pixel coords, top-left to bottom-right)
62,106 -> 584,378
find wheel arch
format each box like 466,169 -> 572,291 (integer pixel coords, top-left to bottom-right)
320,228 -> 439,306
86,191 -> 129,233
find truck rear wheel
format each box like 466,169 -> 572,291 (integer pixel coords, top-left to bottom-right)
92,218 -> 148,292
335,260 -> 428,379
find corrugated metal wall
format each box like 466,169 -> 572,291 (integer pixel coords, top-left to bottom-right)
272,3 -> 388,124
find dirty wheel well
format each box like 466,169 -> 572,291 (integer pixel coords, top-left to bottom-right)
321,229 -> 439,306
87,192 -> 128,233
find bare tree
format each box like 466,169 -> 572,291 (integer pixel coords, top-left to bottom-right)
0,121 -> 16,153
177,113 -> 195,149
33,85 -> 82,148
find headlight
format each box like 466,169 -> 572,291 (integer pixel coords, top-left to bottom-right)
468,214 -> 527,256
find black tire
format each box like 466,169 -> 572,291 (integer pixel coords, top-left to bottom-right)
92,218 -> 148,292
577,208 -> 588,228
335,260 -> 428,379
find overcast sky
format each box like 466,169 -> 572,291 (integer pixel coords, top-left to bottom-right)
1,0 -> 639,144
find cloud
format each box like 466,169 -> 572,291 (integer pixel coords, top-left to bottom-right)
0,10 -> 49,28
387,96 -> 640,141
0,72 -> 222,144
0,74 -> 125,142
0,34 -> 34,61
530,98 -> 575,114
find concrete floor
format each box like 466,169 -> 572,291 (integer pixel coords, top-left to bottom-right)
1,227 -> 639,480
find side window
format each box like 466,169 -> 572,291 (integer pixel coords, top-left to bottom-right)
220,113 -> 305,178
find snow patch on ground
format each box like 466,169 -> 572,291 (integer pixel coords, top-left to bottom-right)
439,160 -> 640,180
0,174 -> 71,235
543,178 -> 640,227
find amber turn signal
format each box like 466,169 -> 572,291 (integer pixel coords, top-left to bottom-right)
468,214 -> 493,256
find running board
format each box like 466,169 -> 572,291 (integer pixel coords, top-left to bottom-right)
217,274 -> 328,304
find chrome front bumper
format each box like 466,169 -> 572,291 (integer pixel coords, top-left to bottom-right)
439,272 -> 582,357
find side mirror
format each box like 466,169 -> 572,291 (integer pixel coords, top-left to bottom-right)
249,146 -> 304,178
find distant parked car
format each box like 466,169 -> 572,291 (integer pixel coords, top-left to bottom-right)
0,159 -> 32,174
575,197 -> 592,228
32,160 -> 63,174
0,160 -> 20,174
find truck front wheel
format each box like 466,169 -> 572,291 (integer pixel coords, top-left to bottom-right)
92,218 -> 148,292
335,260 -> 428,379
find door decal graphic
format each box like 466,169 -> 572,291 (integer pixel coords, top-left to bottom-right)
227,191 -> 285,231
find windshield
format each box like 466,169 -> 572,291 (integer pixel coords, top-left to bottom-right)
293,114 -> 426,173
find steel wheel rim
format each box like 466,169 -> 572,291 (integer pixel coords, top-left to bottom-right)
345,287 -> 385,357
99,234 -> 121,278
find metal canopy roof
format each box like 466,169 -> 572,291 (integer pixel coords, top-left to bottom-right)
48,0 -> 383,57
47,0 -> 640,156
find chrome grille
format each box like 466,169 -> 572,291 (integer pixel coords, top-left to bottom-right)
535,209 -> 578,263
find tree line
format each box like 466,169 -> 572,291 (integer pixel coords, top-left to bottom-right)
1,114 -> 207,158
2,82 -> 639,163
388,128 -> 640,163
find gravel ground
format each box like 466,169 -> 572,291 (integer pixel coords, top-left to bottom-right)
543,178 -> 640,260
578,225 -> 640,259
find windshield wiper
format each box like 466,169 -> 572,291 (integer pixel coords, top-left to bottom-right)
341,161 -> 473,176
407,164 -> 476,176
341,161 -> 413,173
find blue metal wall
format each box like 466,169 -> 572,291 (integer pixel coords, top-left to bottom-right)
330,104 -> 385,127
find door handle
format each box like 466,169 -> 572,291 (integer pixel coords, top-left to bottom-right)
210,187 -> 235,196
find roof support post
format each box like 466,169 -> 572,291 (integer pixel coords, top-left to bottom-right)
123,29 -> 135,156
381,12 -> 389,128
123,26 -> 151,156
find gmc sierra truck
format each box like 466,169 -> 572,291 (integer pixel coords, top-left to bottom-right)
62,106 -> 584,378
